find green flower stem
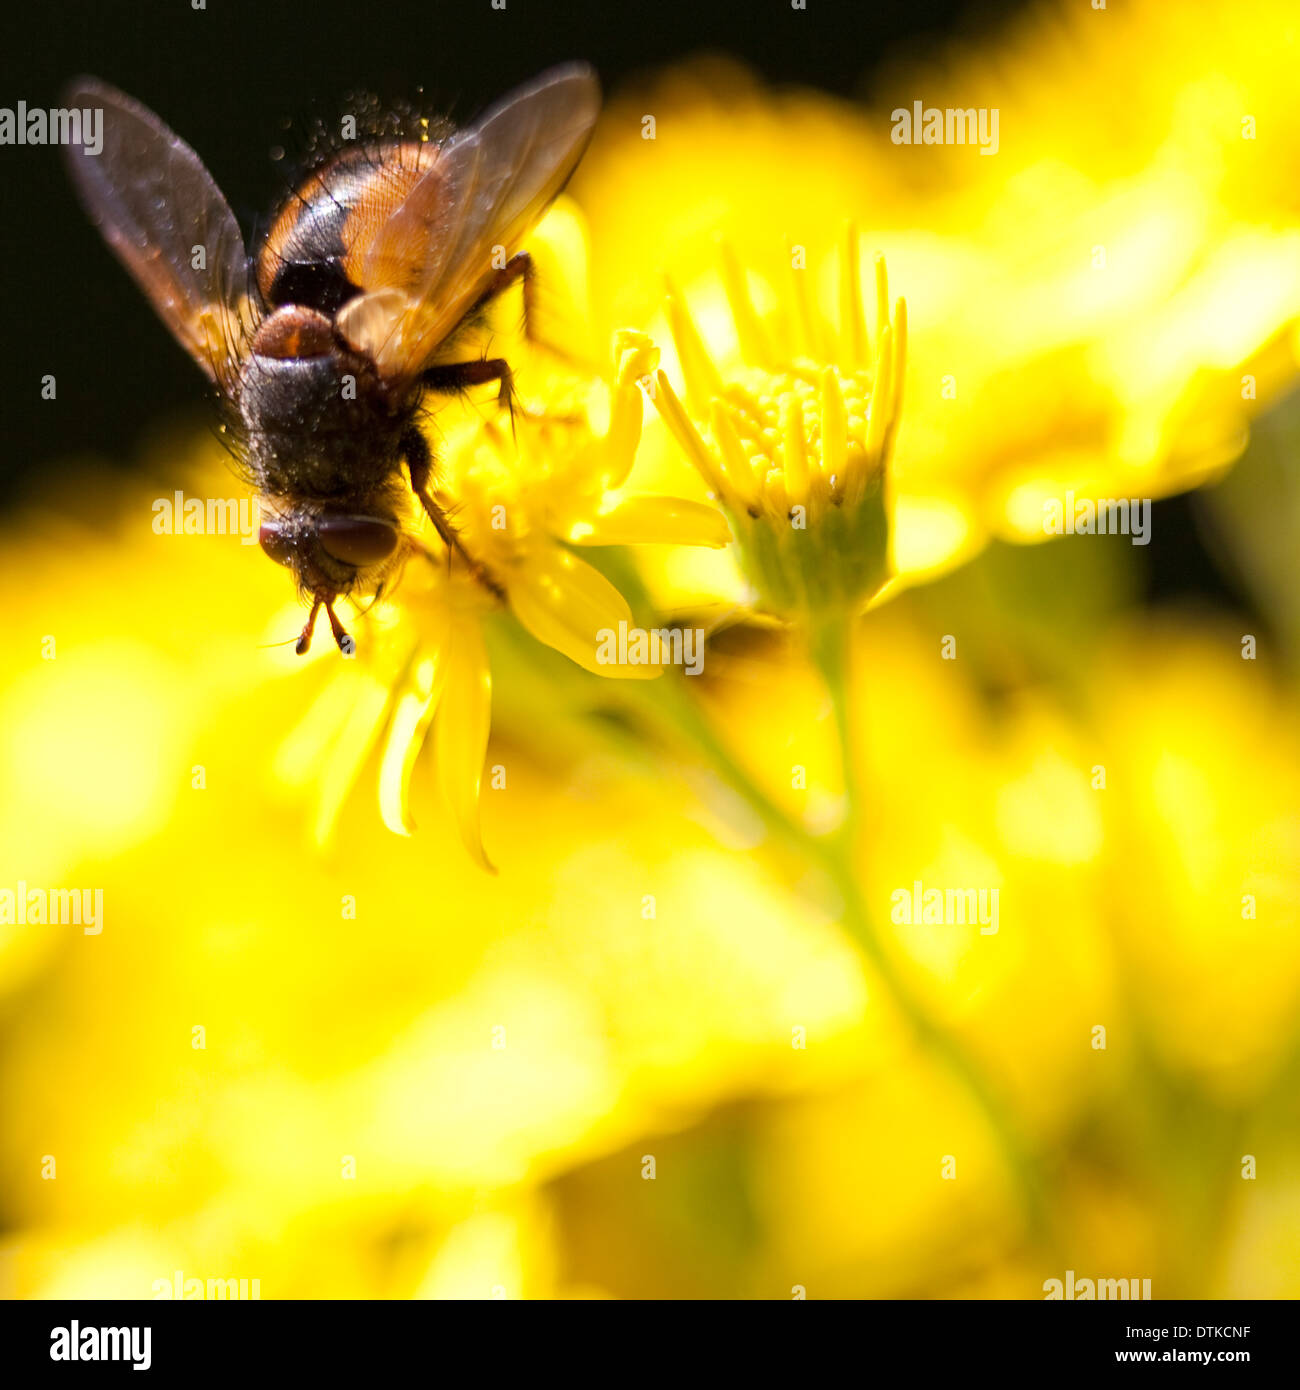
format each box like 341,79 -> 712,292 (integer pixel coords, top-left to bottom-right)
633,667 -> 818,855
636,617 -> 1056,1251
807,617 -> 865,848
810,616 -> 1055,1248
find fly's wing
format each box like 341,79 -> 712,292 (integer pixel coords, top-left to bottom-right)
335,63 -> 600,384
63,77 -> 254,397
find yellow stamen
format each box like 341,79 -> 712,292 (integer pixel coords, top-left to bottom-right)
710,401 -> 764,512
782,394 -> 810,501
787,242 -> 824,361
865,325 -> 894,462
841,224 -> 867,367
874,255 -> 890,369
820,367 -> 849,505
889,296 -> 912,453
655,371 -> 727,496
665,278 -> 723,415
720,240 -> 773,367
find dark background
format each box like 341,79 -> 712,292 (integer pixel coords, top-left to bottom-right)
0,0 -> 1248,617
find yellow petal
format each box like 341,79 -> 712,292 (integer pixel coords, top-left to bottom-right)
603,332 -> 660,490
311,673 -> 393,847
434,615 -> 495,873
377,652 -> 447,837
569,494 -> 732,548
510,542 -> 659,679
272,666 -> 358,791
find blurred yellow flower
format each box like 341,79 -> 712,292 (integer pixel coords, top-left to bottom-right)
571,0 -> 1300,593
5,0 -> 1300,1307
0,468 -> 882,1295
3,455 -> 1299,1294
1089,627 -> 1300,1102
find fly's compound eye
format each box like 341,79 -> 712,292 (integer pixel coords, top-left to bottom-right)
316,515 -> 401,568
259,521 -> 296,568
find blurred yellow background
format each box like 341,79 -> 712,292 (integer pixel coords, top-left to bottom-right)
2,0 -> 1299,1298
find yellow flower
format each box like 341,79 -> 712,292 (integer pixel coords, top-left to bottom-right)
571,13 -> 1300,590
424,329 -> 729,673
653,234 -> 905,620
275,204 -> 730,870
4,439 -> 1299,1296
0,463 -> 880,1296
7,14 -> 1300,1303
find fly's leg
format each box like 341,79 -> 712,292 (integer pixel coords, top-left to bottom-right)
422,357 -> 518,414
296,596 -> 354,656
420,353 -> 581,440
432,250 -> 596,420
402,426 -> 505,599
478,250 -> 593,371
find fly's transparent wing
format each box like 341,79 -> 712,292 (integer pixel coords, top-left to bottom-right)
64,77 -> 254,395
336,64 -> 599,382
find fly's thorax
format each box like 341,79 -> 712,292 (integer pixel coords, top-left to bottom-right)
240,305 -> 411,498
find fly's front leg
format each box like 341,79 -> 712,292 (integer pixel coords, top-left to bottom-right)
421,356 -> 577,437
482,251 -> 540,347
402,426 -> 504,599
422,357 -> 517,414
476,250 -> 598,375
